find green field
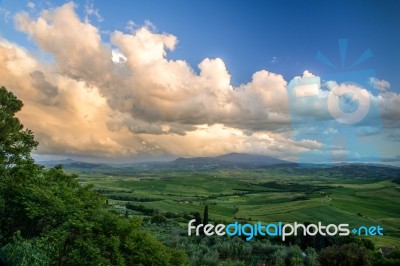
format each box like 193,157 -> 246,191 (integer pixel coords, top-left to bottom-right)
75,168 -> 400,248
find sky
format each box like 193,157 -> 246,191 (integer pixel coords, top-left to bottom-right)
0,0 -> 399,164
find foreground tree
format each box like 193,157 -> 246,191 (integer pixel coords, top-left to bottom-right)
318,243 -> 373,266
0,87 -> 38,177
0,87 -> 187,265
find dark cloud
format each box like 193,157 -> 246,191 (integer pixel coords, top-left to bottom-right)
30,70 -> 58,98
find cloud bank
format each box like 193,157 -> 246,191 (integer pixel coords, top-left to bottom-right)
0,2 -> 399,162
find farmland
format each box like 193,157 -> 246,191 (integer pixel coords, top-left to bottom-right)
72,164 -> 400,248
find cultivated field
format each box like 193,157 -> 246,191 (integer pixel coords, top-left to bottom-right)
75,166 -> 400,248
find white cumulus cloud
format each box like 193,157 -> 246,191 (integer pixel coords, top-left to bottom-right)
0,2 -> 397,161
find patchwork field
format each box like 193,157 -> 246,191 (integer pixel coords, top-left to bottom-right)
75,166 -> 400,248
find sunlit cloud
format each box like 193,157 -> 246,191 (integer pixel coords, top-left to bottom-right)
0,2 -> 398,161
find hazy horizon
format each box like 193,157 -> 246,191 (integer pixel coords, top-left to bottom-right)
32,152 -> 400,167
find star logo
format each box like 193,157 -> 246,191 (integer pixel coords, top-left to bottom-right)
316,39 -> 373,70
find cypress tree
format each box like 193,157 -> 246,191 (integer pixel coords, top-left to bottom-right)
203,205 -> 209,225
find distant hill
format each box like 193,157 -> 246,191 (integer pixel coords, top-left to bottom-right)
36,153 -> 400,179
172,153 -> 289,169
39,158 -> 106,169
217,152 -> 288,165
36,153 -> 290,173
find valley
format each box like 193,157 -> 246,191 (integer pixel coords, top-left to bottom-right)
46,154 -> 400,249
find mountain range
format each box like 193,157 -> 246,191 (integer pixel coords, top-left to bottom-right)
37,153 -> 400,179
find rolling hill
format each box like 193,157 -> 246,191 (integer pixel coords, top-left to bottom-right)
37,153 -> 400,179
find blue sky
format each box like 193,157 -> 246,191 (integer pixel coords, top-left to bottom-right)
0,0 -> 399,164
1,0 -> 399,87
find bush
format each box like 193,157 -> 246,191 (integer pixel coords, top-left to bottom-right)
318,243 -> 372,266
151,214 -> 167,224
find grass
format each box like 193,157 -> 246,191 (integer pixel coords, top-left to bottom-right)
75,167 -> 400,248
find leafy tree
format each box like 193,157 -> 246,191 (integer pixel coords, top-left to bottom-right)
271,247 -> 287,266
304,247 -> 319,266
0,88 -> 187,265
318,243 -> 372,266
0,231 -> 50,266
287,245 -> 304,266
0,87 -> 38,176
193,212 -> 202,226
151,214 -> 167,224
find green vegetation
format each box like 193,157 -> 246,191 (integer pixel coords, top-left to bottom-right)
82,169 -> 400,247
1,86 -> 400,265
0,87 -> 187,265
73,156 -> 400,264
